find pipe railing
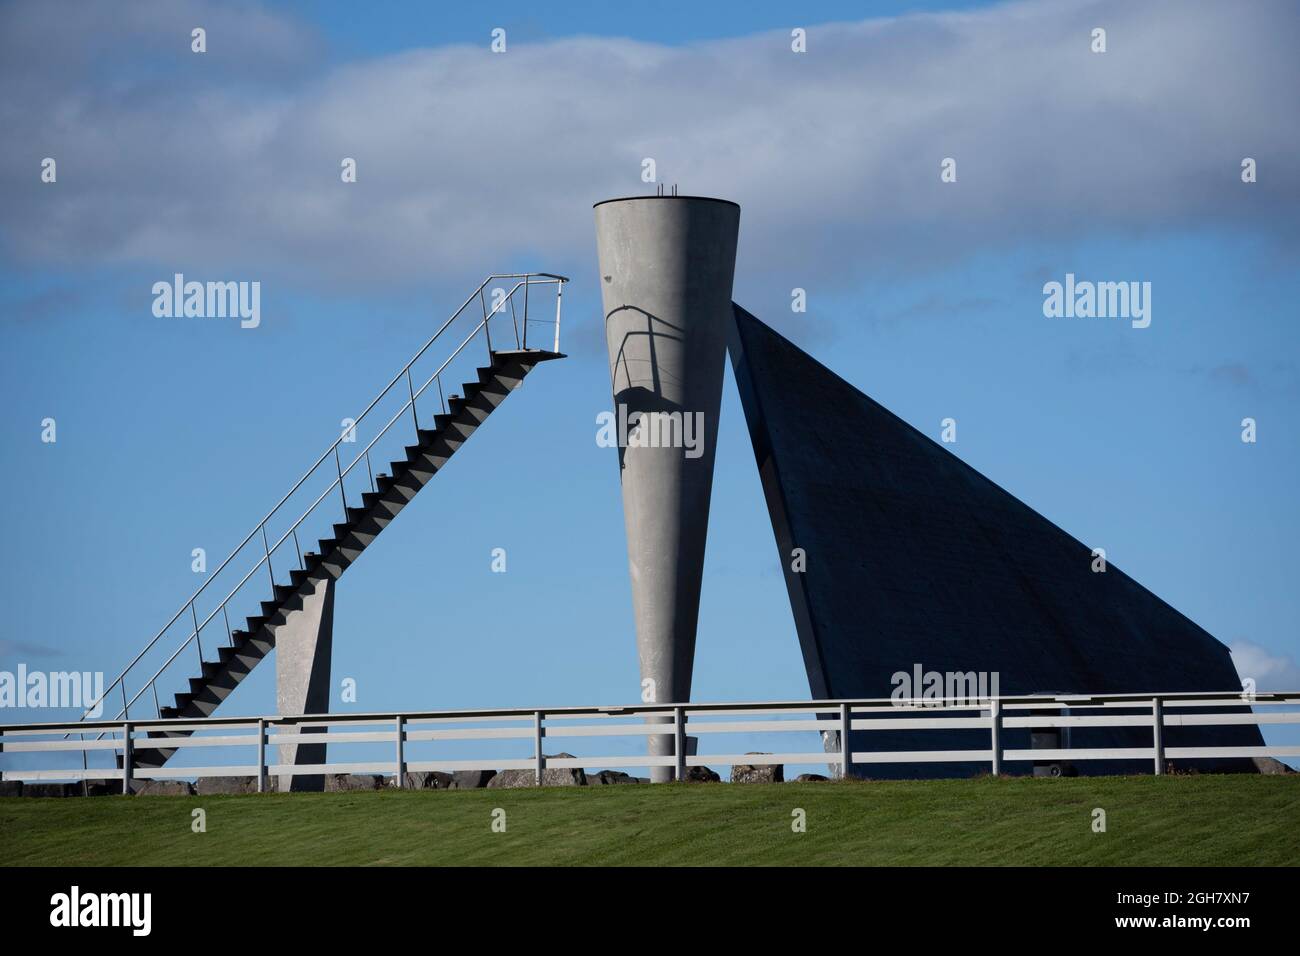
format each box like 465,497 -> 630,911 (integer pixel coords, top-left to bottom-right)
10,691 -> 1296,795
71,274 -> 568,734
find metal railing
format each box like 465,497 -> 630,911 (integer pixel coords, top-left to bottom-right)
7,691 -> 1296,794
73,273 -> 568,734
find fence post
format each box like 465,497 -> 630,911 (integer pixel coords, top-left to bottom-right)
839,702 -> 852,780
334,446 -> 348,519
990,699 -> 1002,777
534,711 -> 544,786
553,281 -> 563,353
674,706 -> 687,782
407,368 -> 419,433
480,286 -> 494,357
256,719 -> 266,794
1152,697 -> 1165,775
522,275 -> 530,349
395,715 -> 406,788
121,722 -> 133,795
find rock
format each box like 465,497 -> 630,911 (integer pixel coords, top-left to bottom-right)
325,774 -> 383,792
24,783 -> 80,797
0,780 -> 24,797
448,769 -> 496,790
399,771 -> 454,790
82,779 -> 122,797
196,776 -> 261,796
1253,756 -> 1297,775
134,780 -> 195,796
486,770 -> 532,789
588,770 -> 639,786
681,766 -> 721,783
731,754 -> 784,784
489,754 -> 587,789
792,773 -> 830,782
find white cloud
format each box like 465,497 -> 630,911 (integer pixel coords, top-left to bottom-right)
1230,641 -> 1300,692
1,0 -> 1296,297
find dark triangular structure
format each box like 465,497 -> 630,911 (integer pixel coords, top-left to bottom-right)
728,303 -> 1261,776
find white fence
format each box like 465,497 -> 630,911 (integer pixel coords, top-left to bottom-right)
2,691 -> 1298,793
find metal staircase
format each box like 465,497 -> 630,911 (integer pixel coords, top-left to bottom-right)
72,273 -> 568,773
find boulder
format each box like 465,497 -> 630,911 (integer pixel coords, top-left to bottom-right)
134,780 -> 195,796
1253,756 -> 1297,775
82,779 -> 122,797
588,770 -> 639,786
731,754 -> 784,784
0,780 -> 23,797
448,769 -> 496,790
488,754 -> 587,789
399,771 -> 454,790
196,776 -> 261,796
792,773 -> 830,783
325,774 -> 384,792
24,783 -> 80,797
681,766 -> 721,783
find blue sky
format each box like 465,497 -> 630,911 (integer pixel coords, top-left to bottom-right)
1,0 -> 1297,774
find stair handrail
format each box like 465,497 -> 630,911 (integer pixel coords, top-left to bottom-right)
75,273 -> 568,727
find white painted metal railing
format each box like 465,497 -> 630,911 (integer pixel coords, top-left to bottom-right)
3,691 -> 1297,794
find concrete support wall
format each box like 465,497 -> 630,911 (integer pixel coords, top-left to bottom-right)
594,196 -> 740,781
275,575 -> 335,792
727,303 -> 1262,777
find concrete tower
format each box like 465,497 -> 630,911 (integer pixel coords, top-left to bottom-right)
594,195 -> 740,781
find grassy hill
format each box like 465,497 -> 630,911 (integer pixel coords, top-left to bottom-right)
3,775 -> 1296,866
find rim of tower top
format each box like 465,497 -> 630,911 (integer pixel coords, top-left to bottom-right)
593,195 -> 740,208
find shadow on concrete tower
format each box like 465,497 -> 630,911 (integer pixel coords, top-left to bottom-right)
595,196 -> 740,782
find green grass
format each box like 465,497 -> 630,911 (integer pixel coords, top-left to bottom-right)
2,775 -> 1297,866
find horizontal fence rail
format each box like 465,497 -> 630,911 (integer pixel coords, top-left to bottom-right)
4,691 -> 1298,794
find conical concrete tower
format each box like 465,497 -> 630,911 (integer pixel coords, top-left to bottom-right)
594,195 -> 740,781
